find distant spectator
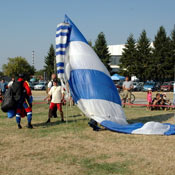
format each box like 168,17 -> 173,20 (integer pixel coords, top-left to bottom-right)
8,77 -> 15,88
0,79 -> 8,95
45,79 -> 65,123
152,93 -> 162,110
122,76 -> 133,107
47,73 -> 57,118
162,93 -> 172,110
147,88 -> 152,110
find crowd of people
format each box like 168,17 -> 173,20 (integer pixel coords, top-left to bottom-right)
0,74 -> 174,130
147,89 -> 172,110
121,76 -> 173,110
0,73 -> 65,129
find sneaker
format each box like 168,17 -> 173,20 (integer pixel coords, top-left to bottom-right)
28,123 -> 33,129
18,124 -> 22,129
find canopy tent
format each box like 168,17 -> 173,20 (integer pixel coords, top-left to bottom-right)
30,78 -> 37,82
111,74 -> 125,80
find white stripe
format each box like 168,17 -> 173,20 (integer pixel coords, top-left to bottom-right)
56,29 -> 69,35
27,112 -> 32,115
57,67 -> 64,70
68,41 -> 110,77
16,115 -> 20,117
77,99 -> 127,125
57,23 -> 70,28
132,122 -> 170,135
56,47 -> 66,52
56,36 -> 68,45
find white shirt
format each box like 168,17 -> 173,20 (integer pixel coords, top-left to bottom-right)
48,86 -> 63,103
123,81 -> 133,89
8,81 -> 14,88
48,81 -> 53,89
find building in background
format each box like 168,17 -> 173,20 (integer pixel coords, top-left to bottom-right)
108,44 -> 125,73
108,43 -> 153,73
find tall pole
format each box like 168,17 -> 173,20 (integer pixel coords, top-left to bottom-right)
32,50 -> 35,68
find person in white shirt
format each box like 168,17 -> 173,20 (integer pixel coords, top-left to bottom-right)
46,79 -> 64,123
47,73 -> 57,118
8,77 -> 15,88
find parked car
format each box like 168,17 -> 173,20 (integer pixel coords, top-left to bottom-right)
136,82 -> 144,91
34,82 -> 46,90
160,82 -> 173,92
143,81 -> 156,91
132,82 -> 138,91
133,82 -> 144,91
29,82 -> 35,90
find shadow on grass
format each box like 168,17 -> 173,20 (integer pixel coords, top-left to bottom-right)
33,117 -> 89,128
128,113 -> 174,124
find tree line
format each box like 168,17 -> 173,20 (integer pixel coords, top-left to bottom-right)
1,25 -> 175,82
119,26 -> 175,82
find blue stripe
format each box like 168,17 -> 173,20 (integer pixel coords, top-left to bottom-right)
56,32 -> 69,38
57,69 -> 64,74
56,25 -> 70,31
101,120 -> 143,134
56,51 -> 66,55
56,62 -> 64,67
64,15 -> 88,44
68,69 -> 121,105
163,123 -> 175,135
56,43 -> 68,49
101,121 -> 175,135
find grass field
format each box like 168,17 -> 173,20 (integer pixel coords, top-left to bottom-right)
0,97 -> 175,175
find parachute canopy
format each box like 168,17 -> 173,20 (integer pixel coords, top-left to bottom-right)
55,15 -> 175,135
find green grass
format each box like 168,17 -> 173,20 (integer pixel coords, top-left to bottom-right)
0,101 -> 175,175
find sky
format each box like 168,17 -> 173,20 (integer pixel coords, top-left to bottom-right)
0,0 -> 175,70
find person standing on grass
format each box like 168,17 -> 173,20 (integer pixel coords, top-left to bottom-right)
47,73 -> 58,118
0,79 -> 8,95
11,74 -> 33,129
46,78 -> 65,123
8,77 -> 15,88
122,76 -> 133,107
147,88 -> 152,110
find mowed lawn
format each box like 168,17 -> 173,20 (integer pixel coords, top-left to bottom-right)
0,98 -> 175,175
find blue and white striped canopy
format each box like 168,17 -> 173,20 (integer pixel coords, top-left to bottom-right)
55,15 -> 175,135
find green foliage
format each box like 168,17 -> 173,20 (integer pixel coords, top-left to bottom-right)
136,30 -> 152,81
119,34 -> 137,77
0,71 -> 4,77
2,57 -> 35,80
94,32 -> 112,73
119,26 -> 175,82
152,26 -> 172,81
44,44 -> 56,79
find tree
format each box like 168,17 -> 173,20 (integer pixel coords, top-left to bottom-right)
136,30 -> 152,81
119,34 -> 137,77
2,57 -> 35,80
0,71 -> 3,78
152,26 -> 172,81
44,44 -> 56,79
93,32 -> 111,73
170,26 -> 175,80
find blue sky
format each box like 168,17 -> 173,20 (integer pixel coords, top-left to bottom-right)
0,0 -> 174,70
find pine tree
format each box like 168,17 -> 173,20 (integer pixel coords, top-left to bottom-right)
152,26 -> 171,81
44,44 -> 56,79
169,26 -> 175,80
94,32 -> 111,73
136,30 -> 152,81
119,34 -> 137,77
